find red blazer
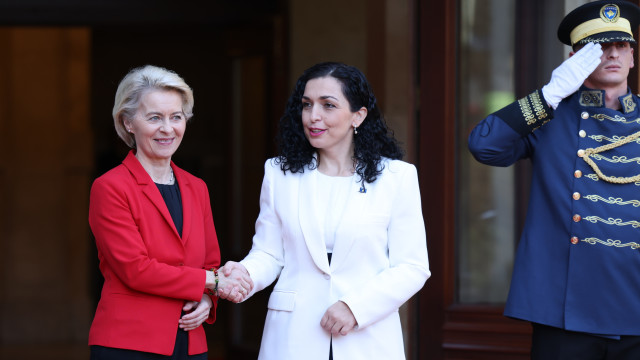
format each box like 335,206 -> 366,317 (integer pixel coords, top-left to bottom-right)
88,151 -> 220,355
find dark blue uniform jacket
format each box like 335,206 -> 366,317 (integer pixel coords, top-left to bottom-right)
469,87 -> 640,337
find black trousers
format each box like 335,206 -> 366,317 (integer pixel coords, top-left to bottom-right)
531,323 -> 640,360
90,328 -> 207,360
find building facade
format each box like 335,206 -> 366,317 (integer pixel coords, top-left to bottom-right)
0,0 -> 632,359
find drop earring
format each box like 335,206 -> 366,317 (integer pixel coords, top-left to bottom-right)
353,125 -> 358,135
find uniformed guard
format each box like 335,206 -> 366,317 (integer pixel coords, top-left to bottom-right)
468,1 -> 640,359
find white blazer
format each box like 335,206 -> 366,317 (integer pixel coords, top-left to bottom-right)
240,158 -> 430,360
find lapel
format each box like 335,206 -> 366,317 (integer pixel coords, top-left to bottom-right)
123,151 -> 184,243
297,165 -> 368,273
298,167 -> 331,274
328,175 -> 367,271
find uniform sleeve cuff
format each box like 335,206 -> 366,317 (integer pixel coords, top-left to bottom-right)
494,89 -> 554,136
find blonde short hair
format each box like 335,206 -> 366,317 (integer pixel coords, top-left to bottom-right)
113,65 -> 194,148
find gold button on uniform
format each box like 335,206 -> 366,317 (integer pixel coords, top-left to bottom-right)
574,170 -> 582,178
577,149 -> 585,157
581,112 -> 589,119
571,237 -> 579,244
573,192 -> 581,200
579,130 -> 586,138
573,214 -> 582,222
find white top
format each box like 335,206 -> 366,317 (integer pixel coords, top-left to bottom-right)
316,171 -> 354,253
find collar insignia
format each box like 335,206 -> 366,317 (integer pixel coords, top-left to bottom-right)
579,90 -> 604,107
621,93 -> 636,113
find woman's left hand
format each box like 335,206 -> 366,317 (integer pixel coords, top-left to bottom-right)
320,301 -> 358,336
179,294 -> 213,331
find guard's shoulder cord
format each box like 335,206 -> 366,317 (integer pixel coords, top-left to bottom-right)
582,130 -> 640,184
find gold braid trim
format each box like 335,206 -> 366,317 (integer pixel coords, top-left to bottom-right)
582,237 -> 640,250
582,130 -> 640,184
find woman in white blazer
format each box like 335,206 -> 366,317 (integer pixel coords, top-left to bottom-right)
221,62 -> 430,360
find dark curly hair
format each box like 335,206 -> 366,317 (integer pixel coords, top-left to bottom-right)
275,62 -> 403,184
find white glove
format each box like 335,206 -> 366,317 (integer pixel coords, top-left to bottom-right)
541,42 -> 602,109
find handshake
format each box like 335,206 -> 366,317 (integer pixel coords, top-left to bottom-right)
210,261 -> 253,303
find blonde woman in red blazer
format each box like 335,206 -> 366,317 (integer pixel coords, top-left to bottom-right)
88,65 -> 251,360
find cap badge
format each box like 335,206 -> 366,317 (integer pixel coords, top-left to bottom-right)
600,4 -> 620,23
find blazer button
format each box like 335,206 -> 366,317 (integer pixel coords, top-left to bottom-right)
577,149 -> 585,157
574,170 -> 582,178
581,112 -> 589,119
579,130 -> 587,138
571,236 -> 579,244
573,214 -> 582,222
573,192 -> 581,200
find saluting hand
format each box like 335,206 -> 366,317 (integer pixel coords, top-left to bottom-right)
542,42 -> 603,109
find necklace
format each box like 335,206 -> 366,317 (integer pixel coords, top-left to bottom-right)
153,168 -> 175,185
135,153 -> 175,184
